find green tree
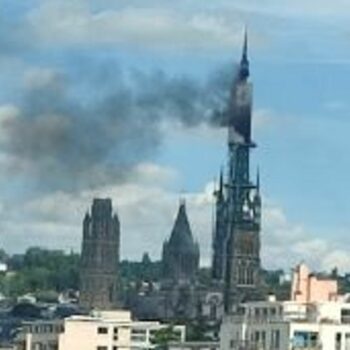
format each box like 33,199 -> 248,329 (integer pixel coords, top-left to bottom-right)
2,248 -> 80,297
151,326 -> 181,350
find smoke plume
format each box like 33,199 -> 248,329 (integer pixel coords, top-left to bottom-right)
0,61 -> 234,193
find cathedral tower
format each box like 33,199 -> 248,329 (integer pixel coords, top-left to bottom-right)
79,198 -> 121,310
162,200 -> 200,283
212,169 -> 227,281
212,31 -> 262,312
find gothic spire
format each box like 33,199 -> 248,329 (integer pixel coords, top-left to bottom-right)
219,167 -> 224,194
168,201 -> 196,251
162,200 -> 200,281
239,27 -> 250,80
243,27 -> 248,59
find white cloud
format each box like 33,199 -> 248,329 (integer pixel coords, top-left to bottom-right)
324,100 -> 347,112
23,68 -> 64,90
1,160 -> 349,274
322,251 -> 350,273
220,0 -> 350,20
253,109 -> 276,131
261,198 -> 350,274
0,162 -> 211,262
27,2 -> 245,51
0,105 -> 20,123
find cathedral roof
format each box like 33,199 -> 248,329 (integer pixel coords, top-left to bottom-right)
167,201 -> 198,253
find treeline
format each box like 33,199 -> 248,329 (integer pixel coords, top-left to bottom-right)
0,248 -> 165,298
120,253 -> 162,283
2,247 -> 342,301
0,247 -> 80,298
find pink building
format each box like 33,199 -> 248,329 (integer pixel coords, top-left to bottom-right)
291,263 -> 338,303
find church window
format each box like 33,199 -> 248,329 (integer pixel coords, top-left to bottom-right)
237,264 -> 244,284
247,266 -> 254,285
210,304 -> 217,319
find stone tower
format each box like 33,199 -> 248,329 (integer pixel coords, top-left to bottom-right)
212,31 -> 263,312
212,169 -> 227,281
162,200 -> 200,283
79,198 -> 120,310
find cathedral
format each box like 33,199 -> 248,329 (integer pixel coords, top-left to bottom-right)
127,201 -> 223,322
78,31 -> 263,322
79,198 -> 121,310
212,31 -> 263,312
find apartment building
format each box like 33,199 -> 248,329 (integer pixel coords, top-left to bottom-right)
220,264 -> 350,350
15,310 -> 185,350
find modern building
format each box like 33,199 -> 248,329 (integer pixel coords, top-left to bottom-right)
168,341 -> 219,350
291,263 -> 338,303
79,198 -> 121,310
162,200 -> 200,283
15,310 -> 186,350
212,31 -> 263,312
220,264 -> 350,350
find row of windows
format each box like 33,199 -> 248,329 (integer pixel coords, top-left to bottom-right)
335,332 -> 350,350
131,335 -> 147,342
97,326 -> 119,335
290,331 -> 350,349
255,329 -> 280,349
230,329 -> 281,350
26,342 -> 58,350
25,324 -> 64,334
246,306 -> 283,318
236,266 -> 255,285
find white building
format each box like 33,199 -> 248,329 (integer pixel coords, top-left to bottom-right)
220,263 -> 350,350
168,341 -> 219,350
0,262 -> 8,273
16,310 -> 185,350
221,298 -> 350,349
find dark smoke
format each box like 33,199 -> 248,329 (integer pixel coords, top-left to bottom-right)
0,61 -> 234,193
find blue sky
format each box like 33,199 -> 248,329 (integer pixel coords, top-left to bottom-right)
0,0 -> 350,271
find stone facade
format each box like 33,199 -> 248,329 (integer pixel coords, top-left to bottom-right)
126,201 -> 225,325
291,263 -> 338,303
162,201 -> 200,283
212,32 -> 264,312
79,198 -> 120,310
212,171 -> 227,281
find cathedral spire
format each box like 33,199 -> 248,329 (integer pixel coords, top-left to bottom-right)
222,28 -> 263,312
162,200 -> 200,282
243,27 -> 248,60
219,167 -> 224,195
239,27 -> 250,80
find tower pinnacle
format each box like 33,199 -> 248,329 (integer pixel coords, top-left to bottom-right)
219,167 -> 224,194
239,28 -> 250,80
